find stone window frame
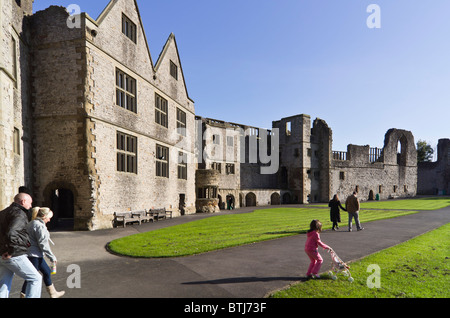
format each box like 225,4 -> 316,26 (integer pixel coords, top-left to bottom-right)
226,163 -> 235,175
116,131 -> 138,174
211,162 -> 222,173
156,144 -> 169,178
155,93 -> 168,128
227,136 -> 234,147
116,68 -> 137,113
177,151 -> 187,180
176,108 -> 186,136
13,127 -> 20,155
197,186 -> 218,199
11,36 -> 17,84
170,60 -> 178,80
122,13 -> 137,43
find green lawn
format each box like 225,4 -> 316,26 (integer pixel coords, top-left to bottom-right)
107,207 -> 418,258
270,223 -> 450,298
107,197 -> 450,258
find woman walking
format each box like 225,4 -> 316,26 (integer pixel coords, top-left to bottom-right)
21,207 -> 65,298
328,194 -> 347,231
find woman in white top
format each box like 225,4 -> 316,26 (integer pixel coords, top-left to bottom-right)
21,207 -> 65,298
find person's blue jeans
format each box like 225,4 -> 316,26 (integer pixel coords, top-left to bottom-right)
21,257 -> 52,294
348,211 -> 362,231
0,254 -> 42,298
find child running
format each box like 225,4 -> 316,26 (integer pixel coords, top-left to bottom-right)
304,219 -> 332,278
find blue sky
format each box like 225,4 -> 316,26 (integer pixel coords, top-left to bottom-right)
33,0 -> 449,156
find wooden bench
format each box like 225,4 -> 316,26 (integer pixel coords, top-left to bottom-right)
113,210 -> 153,228
147,208 -> 173,221
113,212 -> 138,228
132,210 -> 154,224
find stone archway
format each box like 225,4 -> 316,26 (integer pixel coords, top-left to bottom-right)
43,182 -> 77,231
245,192 -> 257,207
270,193 -> 280,205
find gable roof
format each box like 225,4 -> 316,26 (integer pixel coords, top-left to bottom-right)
95,0 -> 155,71
155,33 -> 194,103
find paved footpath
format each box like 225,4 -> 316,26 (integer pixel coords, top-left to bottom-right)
9,204 -> 450,299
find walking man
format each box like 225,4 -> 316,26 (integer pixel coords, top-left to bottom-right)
345,191 -> 364,232
0,193 -> 42,298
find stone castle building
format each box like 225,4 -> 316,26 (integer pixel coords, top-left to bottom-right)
1,0 -> 420,231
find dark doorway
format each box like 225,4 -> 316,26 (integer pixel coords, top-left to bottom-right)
49,189 -> 74,231
179,194 -> 186,215
226,195 -> 235,210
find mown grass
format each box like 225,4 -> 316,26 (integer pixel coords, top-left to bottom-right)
270,223 -> 450,298
107,207 -> 418,258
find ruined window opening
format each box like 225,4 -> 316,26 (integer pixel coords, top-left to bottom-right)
404,185 -> 408,192
11,36 -> 17,82
339,171 -> 345,180
116,69 -> 136,113
176,108 -> 186,136
156,144 -> 169,178
393,185 -> 398,193
379,185 -> 383,193
213,134 -> 220,145
211,162 -> 222,172
198,186 -> 217,199
355,185 -> 359,193
122,14 -> 137,43
117,132 -> 137,174
397,136 -> 407,165
177,152 -> 187,180
226,164 -> 235,175
286,122 -> 291,136
170,60 -> 178,80
155,94 -> 168,128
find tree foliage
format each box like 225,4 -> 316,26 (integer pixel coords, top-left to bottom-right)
417,140 -> 434,163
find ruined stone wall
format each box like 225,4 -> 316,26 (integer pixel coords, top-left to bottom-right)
273,114 -> 313,203
418,139 -> 450,195
330,129 -> 417,202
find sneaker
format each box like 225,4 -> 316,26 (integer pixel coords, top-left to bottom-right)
348,229 -> 352,232
357,227 -> 365,231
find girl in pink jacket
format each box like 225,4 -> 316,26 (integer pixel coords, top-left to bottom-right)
305,220 -> 332,278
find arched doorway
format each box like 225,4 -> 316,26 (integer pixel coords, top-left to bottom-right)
49,188 -> 74,230
226,194 -> 235,210
245,193 -> 257,207
271,193 -> 280,205
282,193 -> 291,204
368,190 -> 374,201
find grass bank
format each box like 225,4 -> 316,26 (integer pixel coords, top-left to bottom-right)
270,223 -> 450,298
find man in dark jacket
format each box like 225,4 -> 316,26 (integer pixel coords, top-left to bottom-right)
0,193 -> 42,298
